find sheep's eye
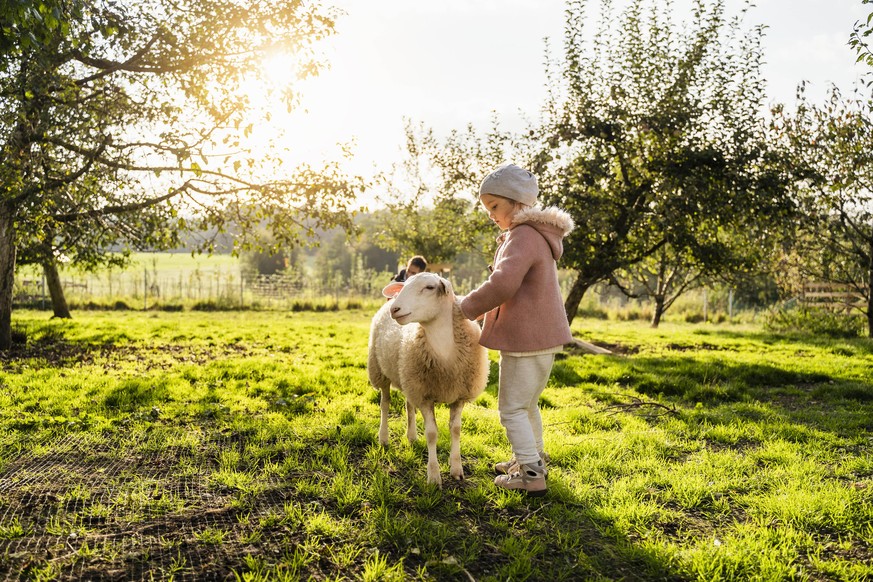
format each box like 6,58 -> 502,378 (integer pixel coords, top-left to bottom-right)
424,285 -> 435,290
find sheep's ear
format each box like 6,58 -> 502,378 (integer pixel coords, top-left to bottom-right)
438,278 -> 453,297
382,281 -> 404,298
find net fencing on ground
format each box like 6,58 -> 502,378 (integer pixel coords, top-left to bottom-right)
0,431 -> 311,581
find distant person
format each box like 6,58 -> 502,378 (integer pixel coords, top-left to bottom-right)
392,255 -> 428,282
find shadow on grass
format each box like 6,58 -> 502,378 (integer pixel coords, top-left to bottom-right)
1,325 -> 256,376
575,352 -> 873,435
317,421 -> 689,581
1,327 -> 109,369
0,421 -> 689,581
610,355 -> 836,400
672,326 -> 873,355
3,320 -> 870,579
103,377 -> 172,412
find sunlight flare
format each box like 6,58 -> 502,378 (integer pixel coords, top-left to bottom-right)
261,50 -> 300,89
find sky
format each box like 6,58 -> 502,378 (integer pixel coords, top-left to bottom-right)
271,0 -> 872,185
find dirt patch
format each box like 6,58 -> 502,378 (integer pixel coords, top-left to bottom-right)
665,342 -> 737,352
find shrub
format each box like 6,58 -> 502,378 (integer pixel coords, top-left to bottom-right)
684,312 -> 705,324
576,306 -> 609,320
148,303 -> 184,312
10,326 -> 27,345
765,307 -> 865,338
191,299 -> 239,311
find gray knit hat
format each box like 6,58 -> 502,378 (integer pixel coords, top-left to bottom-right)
478,164 -> 538,206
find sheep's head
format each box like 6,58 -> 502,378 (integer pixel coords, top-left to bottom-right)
382,273 -> 454,325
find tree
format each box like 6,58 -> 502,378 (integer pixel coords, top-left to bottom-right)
16,194 -> 179,318
378,0 -> 792,326
616,244 -> 706,328
241,246 -> 299,280
775,84 -> 873,336
532,0 -> 793,323
0,0 -> 360,348
372,119 -> 509,267
371,198 -> 485,265
314,228 -> 353,289
850,0 -> 873,74
350,212 -> 399,275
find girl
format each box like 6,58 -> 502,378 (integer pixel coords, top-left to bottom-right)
460,163 -> 574,496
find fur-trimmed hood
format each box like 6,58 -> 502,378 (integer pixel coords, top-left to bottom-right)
502,206 -> 575,261
460,204 -> 575,351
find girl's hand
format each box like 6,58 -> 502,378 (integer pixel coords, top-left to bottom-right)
457,295 -> 484,321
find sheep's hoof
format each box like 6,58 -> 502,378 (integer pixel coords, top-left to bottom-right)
426,470 -> 443,487
451,471 -> 465,481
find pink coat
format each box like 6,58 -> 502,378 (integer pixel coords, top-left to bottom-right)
460,206 -> 575,352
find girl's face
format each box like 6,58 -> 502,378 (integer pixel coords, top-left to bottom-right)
480,194 -> 518,230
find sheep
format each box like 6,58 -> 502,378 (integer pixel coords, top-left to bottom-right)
368,272 -> 489,486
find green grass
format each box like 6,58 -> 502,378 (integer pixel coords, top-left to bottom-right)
1,311 -> 872,580
16,251 -> 241,280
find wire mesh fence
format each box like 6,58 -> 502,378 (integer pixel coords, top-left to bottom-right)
14,268 -> 385,311
0,431 -> 305,581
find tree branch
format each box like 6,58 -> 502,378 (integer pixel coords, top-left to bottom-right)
72,32 -> 164,85
14,135 -> 113,205
52,181 -> 192,223
39,136 -> 266,189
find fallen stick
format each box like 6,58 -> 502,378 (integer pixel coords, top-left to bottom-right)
566,338 -> 613,355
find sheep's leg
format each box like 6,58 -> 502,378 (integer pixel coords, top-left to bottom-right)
419,403 -> 442,486
405,398 -> 417,444
448,401 -> 465,481
378,384 -> 391,446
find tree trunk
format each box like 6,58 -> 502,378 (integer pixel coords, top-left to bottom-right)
0,205 -> 16,350
564,275 -> 591,325
867,236 -> 873,339
42,258 -> 71,319
651,295 -> 665,328
867,293 -> 873,339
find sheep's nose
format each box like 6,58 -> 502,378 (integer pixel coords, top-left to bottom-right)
391,306 -> 400,314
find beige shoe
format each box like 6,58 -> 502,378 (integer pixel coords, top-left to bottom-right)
494,460 -> 547,496
494,451 -> 550,476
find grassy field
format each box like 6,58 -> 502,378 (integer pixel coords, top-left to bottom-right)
0,310 -> 871,581
16,252 -> 734,324
16,252 -> 406,313
16,252 -> 243,279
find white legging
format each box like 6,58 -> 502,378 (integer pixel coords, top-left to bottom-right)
497,352 -> 555,467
